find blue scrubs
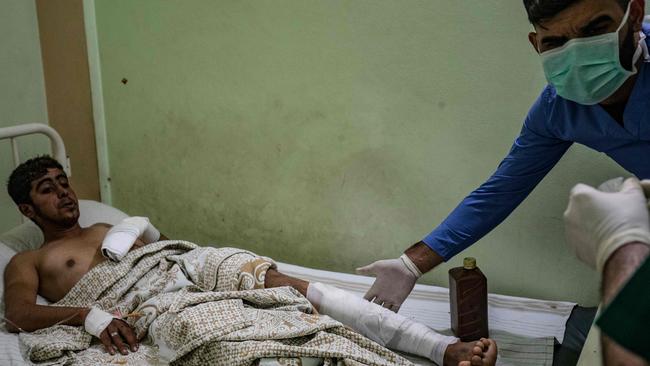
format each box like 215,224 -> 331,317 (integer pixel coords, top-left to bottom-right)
423,28 -> 650,261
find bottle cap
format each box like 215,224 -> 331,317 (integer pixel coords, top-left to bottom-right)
463,257 -> 476,269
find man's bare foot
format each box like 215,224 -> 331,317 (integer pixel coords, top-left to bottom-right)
444,338 -> 497,366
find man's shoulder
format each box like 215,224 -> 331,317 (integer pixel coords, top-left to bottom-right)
5,249 -> 38,272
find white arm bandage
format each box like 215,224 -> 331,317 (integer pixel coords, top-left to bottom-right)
84,307 -> 115,338
101,216 -> 160,262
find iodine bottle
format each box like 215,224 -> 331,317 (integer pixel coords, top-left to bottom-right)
449,257 -> 489,341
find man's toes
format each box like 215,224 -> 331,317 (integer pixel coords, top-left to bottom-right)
458,362 -> 471,366
470,355 -> 483,366
478,339 -> 490,349
482,338 -> 498,365
472,345 -> 484,356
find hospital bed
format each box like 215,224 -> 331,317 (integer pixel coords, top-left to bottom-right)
0,123 -> 594,365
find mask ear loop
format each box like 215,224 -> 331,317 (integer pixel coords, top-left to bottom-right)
620,1 -> 649,72
638,32 -> 649,63
616,0 -> 633,34
621,0 -> 650,63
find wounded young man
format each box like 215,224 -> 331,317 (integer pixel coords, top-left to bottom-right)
3,156 -> 497,366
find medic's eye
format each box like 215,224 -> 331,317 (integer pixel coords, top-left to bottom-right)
580,15 -> 614,37
541,37 -> 568,51
584,26 -> 607,36
544,40 -> 565,49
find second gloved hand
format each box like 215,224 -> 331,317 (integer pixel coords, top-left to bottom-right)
564,177 -> 650,272
356,254 -> 422,312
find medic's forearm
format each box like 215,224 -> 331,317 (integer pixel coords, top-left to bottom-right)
601,242 -> 650,305
600,242 -> 649,366
4,303 -> 89,333
404,241 -> 444,274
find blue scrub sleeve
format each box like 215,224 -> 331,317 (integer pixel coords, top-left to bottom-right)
422,110 -> 572,260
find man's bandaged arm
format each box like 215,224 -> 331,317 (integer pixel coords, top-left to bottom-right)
101,217 -> 163,262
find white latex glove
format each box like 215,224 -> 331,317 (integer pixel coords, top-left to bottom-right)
101,216 -> 160,262
356,254 -> 421,312
597,176 -> 625,192
564,178 -> 650,272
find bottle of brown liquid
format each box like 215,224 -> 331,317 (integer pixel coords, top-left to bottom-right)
449,257 -> 489,341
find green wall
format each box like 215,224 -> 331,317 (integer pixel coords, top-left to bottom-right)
95,0 -> 630,305
0,0 -> 50,233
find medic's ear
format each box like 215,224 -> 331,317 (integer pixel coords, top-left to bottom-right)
528,32 -> 541,54
630,0 -> 646,32
18,203 -> 36,219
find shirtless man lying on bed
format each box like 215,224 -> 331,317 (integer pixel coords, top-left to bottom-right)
3,156 -> 497,366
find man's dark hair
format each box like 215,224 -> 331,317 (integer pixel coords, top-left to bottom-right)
523,0 -> 630,25
7,155 -> 64,205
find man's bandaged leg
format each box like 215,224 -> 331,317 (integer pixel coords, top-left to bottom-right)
307,282 -> 458,365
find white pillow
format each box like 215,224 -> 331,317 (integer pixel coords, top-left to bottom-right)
0,200 -> 128,253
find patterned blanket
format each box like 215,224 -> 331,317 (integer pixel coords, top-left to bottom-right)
20,241 -> 412,366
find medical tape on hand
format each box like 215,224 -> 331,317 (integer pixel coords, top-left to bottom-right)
400,254 -> 422,278
84,307 -> 115,338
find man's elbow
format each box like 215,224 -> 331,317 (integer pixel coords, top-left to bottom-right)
3,311 -> 25,333
3,305 -> 36,333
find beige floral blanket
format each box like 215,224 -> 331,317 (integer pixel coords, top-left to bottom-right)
19,241 -> 412,366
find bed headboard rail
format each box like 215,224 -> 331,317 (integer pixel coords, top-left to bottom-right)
0,123 -> 71,176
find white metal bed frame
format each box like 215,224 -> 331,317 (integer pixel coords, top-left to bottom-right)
0,123 -> 71,176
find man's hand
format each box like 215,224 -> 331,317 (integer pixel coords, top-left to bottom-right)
356,254 -> 422,312
564,177 -> 650,272
84,307 -> 139,355
98,319 -> 139,356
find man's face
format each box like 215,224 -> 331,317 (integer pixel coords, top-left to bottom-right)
528,0 -> 644,54
19,168 -> 80,228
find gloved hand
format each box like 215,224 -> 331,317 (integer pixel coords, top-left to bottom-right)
564,177 -> 650,272
356,254 -> 421,312
597,176 -> 625,192
101,216 -> 161,262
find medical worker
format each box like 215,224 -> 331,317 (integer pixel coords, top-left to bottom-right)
358,0 -> 650,312
564,177 -> 650,364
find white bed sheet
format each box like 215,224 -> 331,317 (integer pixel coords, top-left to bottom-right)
276,262 -> 575,344
277,262 -> 573,365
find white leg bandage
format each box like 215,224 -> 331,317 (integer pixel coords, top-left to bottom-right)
307,282 -> 458,365
84,307 -> 115,338
101,216 -> 160,262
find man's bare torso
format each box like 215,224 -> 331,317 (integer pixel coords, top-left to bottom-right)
17,224 -> 144,303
